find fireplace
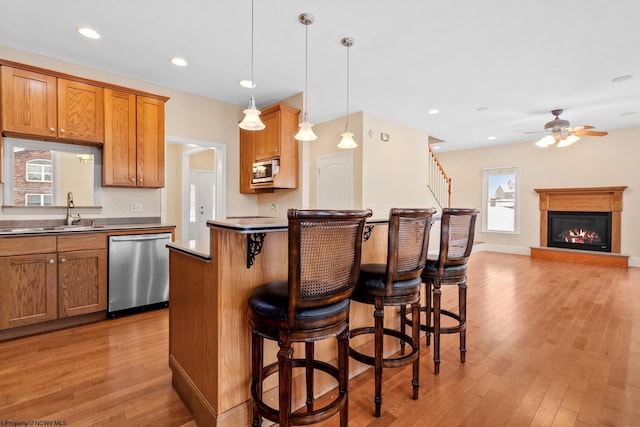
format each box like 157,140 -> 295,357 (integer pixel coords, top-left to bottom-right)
532,186 -> 628,267
547,211 -> 612,252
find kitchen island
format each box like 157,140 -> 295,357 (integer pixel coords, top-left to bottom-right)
167,216 -> 391,426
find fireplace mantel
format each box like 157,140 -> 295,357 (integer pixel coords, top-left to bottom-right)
534,186 -> 627,257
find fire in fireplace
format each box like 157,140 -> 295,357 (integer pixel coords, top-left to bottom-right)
547,211 -> 612,252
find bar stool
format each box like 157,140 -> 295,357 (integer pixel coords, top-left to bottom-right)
348,208 -> 435,417
248,209 -> 372,426
401,208 -> 479,374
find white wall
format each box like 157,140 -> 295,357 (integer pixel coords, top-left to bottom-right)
437,127 -> 640,264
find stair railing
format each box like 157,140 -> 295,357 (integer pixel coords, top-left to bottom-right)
427,145 -> 451,209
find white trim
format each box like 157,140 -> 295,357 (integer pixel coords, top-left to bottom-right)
166,136 -> 227,240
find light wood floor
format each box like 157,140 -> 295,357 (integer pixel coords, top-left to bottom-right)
1,252 -> 639,426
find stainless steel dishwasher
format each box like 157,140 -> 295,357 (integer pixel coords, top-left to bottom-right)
107,233 -> 171,317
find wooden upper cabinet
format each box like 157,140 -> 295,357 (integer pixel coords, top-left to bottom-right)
57,79 -> 104,144
1,66 -> 57,138
239,103 -> 300,192
102,92 -> 165,188
254,111 -> 281,160
136,96 -> 165,188
103,89 -> 137,187
1,66 -> 104,144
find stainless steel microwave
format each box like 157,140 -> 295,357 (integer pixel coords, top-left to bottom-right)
252,159 -> 280,184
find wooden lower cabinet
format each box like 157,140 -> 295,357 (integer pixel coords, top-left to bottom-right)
0,233 -> 107,331
0,252 -> 58,329
58,248 -> 107,317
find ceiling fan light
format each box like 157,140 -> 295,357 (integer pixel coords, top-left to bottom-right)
535,135 -> 555,147
294,121 -> 317,141
557,134 -> 580,148
338,131 -> 357,149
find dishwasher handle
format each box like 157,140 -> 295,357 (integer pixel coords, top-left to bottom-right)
109,233 -> 172,243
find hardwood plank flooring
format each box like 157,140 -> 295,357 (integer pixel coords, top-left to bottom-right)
1,252 -> 639,426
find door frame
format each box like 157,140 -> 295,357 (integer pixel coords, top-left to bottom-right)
166,136 -> 227,241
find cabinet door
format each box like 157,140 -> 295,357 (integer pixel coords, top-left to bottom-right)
136,96 -> 165,188
57,79 -> 104,144
58,249 -> 107,317
239,129 -> 256,194
1,66 -> 57,138
254,110 -> 281,160
0,253 -> 57,330
103,89 -> 137,187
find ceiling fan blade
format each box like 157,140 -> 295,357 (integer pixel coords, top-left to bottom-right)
523,130 -> 546,134
572,130 -> 608,137
569,125 -> 594,131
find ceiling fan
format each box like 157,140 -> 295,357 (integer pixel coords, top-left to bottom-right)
533,109 -> 608,148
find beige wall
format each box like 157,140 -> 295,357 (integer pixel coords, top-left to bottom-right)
437,127 -> 640,264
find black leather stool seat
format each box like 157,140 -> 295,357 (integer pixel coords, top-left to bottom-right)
249,281 -> 350,326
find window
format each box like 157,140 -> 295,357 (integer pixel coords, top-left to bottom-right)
3,137 -> 102,207
26,159 -> 53,182
482,166 -> 519,233
25,193 -> 53,206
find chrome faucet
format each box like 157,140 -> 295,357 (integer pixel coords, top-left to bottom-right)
66,191 -> 81,226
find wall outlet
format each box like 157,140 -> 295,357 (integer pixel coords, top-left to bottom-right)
269,203 -> 279,213
130,202 -> 143,212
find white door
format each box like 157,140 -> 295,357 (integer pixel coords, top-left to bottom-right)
317,152 -> 353,209
188,170 -> 215,241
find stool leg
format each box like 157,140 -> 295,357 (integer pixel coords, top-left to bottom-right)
399,305 -> 407,355
411,300 -> 420,399
459,281 -> 467,363
305,342 -> 314,410
278,337 -> 293,427
338,328 -> 349,427
251,331 -> 263,427
425,282 -> 432,347
374,300 -> 384,417
433,282 -> 441,375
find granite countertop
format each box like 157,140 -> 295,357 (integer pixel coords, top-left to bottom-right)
0,220 -> 175,236
207,216 -> 389,233
166,239 -> 211,260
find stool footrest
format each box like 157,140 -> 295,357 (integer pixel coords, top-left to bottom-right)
251,358 -> 346,425
349,326 -> 419,368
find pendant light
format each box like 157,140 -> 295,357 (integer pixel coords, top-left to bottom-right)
338,37 -> 357,149
238,0 -> 265,131
294,13 -> 318,141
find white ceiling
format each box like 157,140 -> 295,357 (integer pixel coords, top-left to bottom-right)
2,0 -> 639,151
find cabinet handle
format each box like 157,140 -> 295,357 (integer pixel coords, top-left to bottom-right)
49,259 -> 55,264
138,178 -> 143,183
131,178 -> 136,182
49,127 -> 55,132
59,258 -> 66,263
60,128 -> 65,134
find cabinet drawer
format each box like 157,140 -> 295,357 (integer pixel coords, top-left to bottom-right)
0,236 -> 57,256
58,233 -> 107,252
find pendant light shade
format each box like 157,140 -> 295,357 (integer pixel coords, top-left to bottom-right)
239,95 -> 265,131
295,13 -> 317,141
338,37 -> 357,149
239,0 -> 265,131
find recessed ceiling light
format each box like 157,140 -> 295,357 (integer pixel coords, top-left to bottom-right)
488,136 -> 496,140
170,57 -> 188,67
476,106 -> 489,112
239,80 -> 255,89
621,111 -> 637,116
432,146 -> 441,150
427,109 -> 439,115
78,27 -> 100,40
611,75 -> 633,83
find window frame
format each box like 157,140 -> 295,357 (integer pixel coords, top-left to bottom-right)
25,159 -> 53,183
481,166 -> 520,234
